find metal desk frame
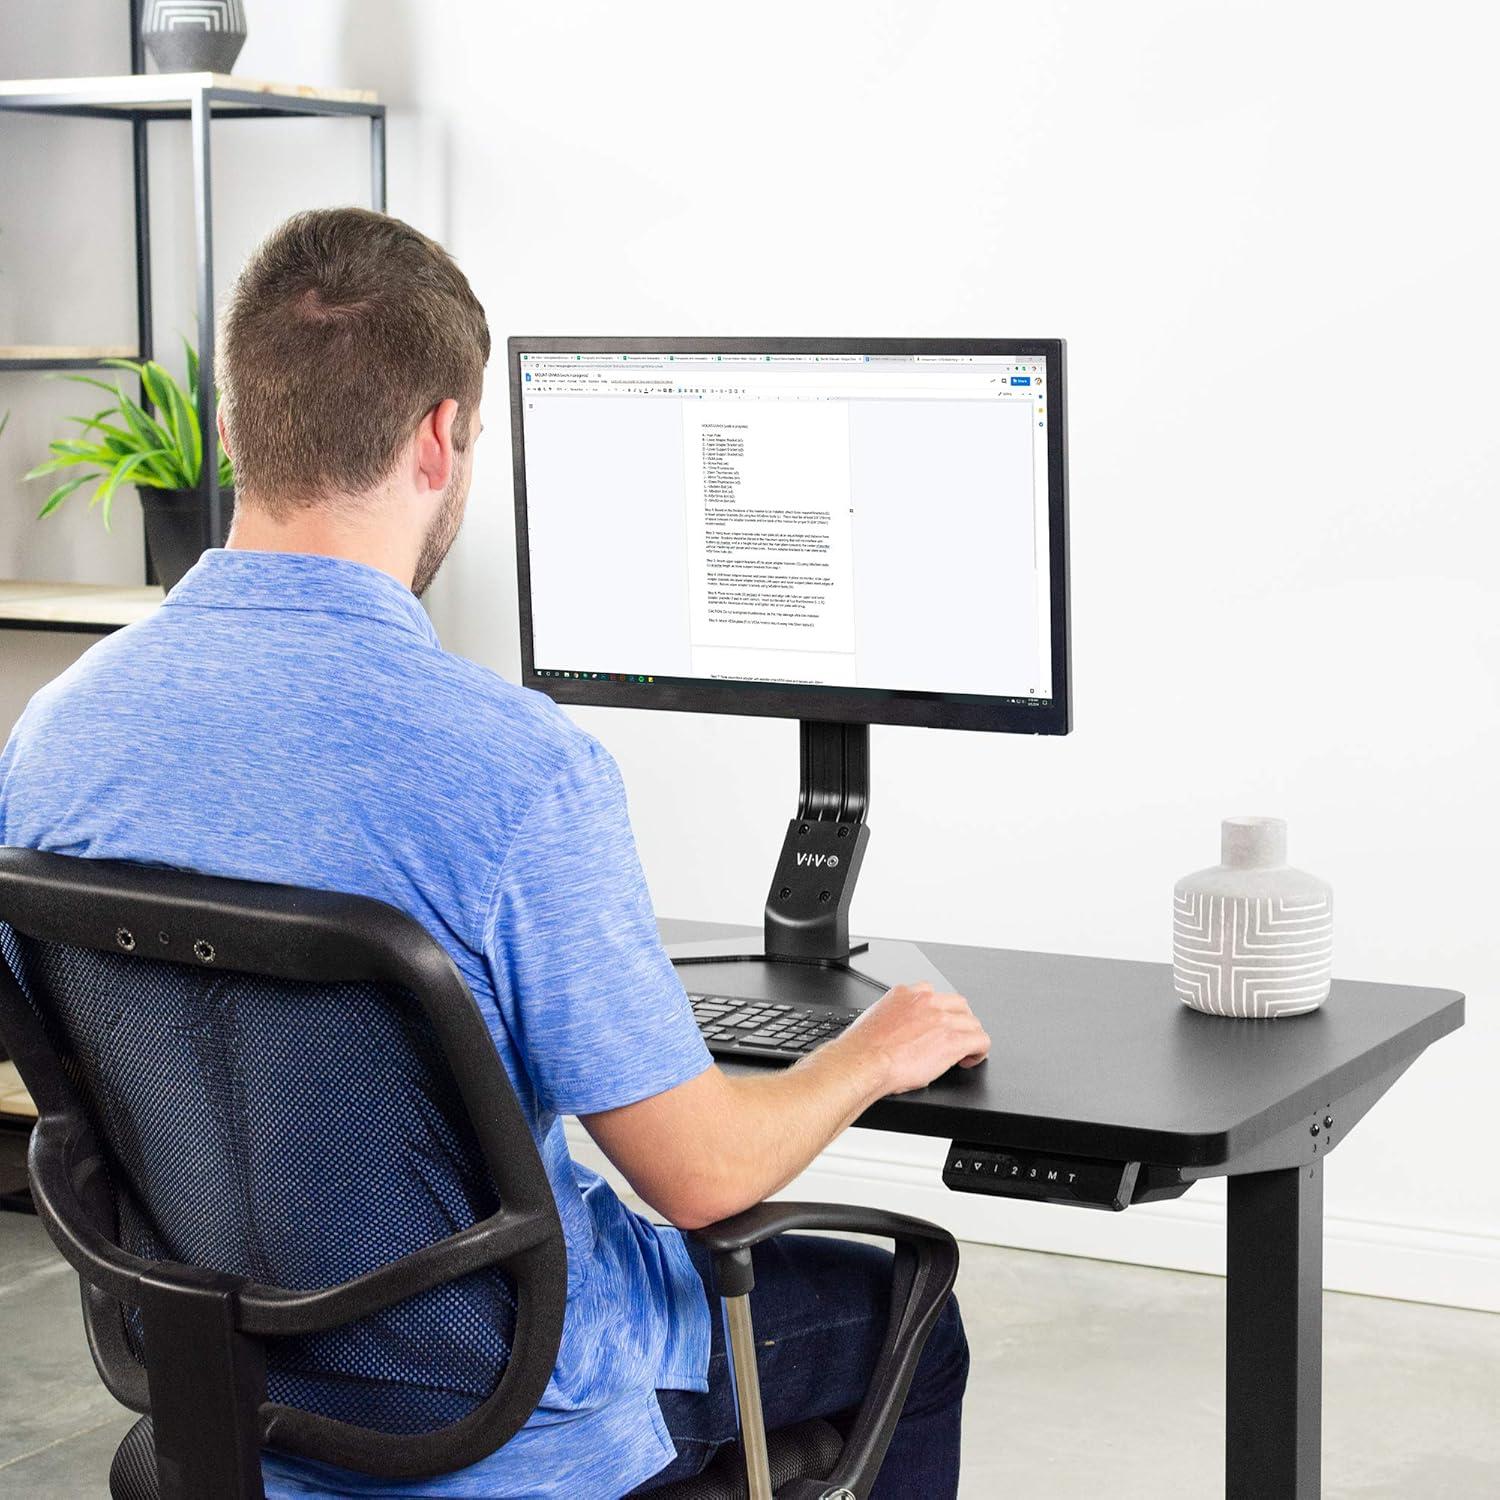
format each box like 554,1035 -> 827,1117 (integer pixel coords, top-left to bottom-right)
663,916 -> 1464,1499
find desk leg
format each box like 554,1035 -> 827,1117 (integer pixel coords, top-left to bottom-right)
1225,1164 -> 1323,1499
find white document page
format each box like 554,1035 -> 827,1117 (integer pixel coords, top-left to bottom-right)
682,401 -> 856,658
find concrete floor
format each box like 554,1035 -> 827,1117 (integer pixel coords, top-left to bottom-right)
1,1209 -> 1495,1497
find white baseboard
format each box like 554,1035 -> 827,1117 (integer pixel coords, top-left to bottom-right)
563,1124 -> 1500,1314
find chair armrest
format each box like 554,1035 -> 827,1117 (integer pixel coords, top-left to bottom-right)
690,1201 -> 960,1500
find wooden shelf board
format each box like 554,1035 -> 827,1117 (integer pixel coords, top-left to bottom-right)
0,580 -> 165,632
0,344 -> 136,360
0,1061 -> 37,1122
0,74 -> 378,111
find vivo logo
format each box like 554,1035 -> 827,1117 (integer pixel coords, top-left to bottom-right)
795,853 -> 840,869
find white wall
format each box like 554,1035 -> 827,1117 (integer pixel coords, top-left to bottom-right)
2,1 -> 1496,1309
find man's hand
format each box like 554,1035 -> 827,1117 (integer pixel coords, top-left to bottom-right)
827,981 -> 990,1094
583,978 -> 991,1230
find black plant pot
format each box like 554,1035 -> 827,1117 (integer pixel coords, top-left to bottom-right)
139,487 -> 235,593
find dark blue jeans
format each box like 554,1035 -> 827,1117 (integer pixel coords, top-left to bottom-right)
631,1232 -> 968,1496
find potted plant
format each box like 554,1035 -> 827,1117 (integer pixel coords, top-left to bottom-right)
24,342 -> 234,591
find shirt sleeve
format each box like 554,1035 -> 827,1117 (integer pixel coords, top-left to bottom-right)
483,734 -> 713,1116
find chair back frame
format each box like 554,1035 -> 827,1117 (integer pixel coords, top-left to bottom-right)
0,848 -> 568,1493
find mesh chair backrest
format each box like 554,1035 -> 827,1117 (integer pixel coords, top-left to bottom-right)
0,926 -> 518,1437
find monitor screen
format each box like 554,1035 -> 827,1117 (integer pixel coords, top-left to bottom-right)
509,338 -> 1069,733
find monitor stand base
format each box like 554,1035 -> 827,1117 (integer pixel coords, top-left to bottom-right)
668,721 -> 956,1010
668,936 -> 958,1012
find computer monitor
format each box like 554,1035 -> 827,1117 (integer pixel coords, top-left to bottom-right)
509,337 -> 1070,1008
511,338 -> 1069,735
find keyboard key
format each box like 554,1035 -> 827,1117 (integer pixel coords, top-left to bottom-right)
699,1002 -> 866,1060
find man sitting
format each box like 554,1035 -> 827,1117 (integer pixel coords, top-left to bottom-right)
0,208 -> 989,1498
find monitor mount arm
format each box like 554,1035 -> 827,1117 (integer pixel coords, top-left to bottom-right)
764,720 -> 871,963
668,721 -> 955,1003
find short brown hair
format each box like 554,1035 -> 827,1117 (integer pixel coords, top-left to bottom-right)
220,208 -> 489,512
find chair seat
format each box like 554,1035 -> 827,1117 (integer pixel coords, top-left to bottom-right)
109,1416 -> 158,1500
111,1414 -> 844,1500
642,1417 -> 844,1499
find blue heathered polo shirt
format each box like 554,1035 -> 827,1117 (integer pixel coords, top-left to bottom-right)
0,549 -> 715,1498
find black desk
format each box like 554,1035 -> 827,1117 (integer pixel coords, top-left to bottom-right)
661,918 -> 1465,1500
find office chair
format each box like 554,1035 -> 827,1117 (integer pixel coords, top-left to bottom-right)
0,849 -> 959,1500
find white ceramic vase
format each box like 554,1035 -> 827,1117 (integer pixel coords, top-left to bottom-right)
1173,817 -> 1333,1019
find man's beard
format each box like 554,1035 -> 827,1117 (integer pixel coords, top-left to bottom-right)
412,458 -> 469,598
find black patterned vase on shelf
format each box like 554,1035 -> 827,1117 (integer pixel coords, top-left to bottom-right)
141,0 -> 248,74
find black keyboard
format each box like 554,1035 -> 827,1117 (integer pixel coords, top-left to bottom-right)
689,992 -> 862,1063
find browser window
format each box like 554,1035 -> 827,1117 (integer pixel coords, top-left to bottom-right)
518,351 -> 1052,701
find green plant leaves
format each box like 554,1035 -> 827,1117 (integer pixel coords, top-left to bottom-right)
183,336 -> 201,410
114,389 -> 187,484
168,374 -> 203,482
37,474 -> 91,519
93,449 -> 170,531
27,343 -> 234,522
56,373 -> 121,397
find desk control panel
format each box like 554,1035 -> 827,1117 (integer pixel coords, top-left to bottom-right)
943,1143 -> 1139,1211
942,1143 -> 1193,1212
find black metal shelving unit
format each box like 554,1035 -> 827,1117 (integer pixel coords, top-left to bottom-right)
0,0 -> 387,615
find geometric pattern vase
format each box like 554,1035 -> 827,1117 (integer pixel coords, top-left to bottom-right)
1173,816 -> 1333,1019
141,0 -> 248,74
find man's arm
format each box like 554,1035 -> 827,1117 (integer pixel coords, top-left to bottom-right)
583,981 -> 990,1230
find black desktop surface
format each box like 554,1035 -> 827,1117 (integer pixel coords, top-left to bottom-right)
659,917 -> 1465,1171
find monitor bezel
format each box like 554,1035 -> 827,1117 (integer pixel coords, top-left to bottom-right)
508,335 -> 1071,735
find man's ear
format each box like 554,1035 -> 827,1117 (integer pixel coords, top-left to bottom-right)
416,398 -> 460,496
216,407 -> 233,460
